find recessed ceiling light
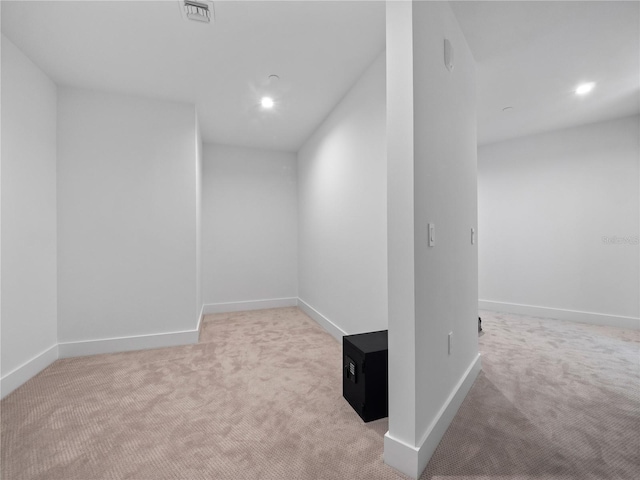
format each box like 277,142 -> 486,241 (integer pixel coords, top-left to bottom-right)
576,82 -> 595,95
261,97 -> 275,109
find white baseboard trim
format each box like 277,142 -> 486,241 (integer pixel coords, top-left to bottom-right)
384,353 -> 482,479
383,433 -> 419,479
202,297 -> 298,315
479,300 -> 640,330
1,344 -> 59,399
297,298 -> 347,342
58,328 -> 200,358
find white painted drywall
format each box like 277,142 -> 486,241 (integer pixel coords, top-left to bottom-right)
297,52 -> 387,336
202,144 -> 298,305
478,115 -> 640,321
385,3 -> 479,478
195,111 -> 203,321
412,0 -> 479,447
385,0 -> 417,450
1,36 -> 58,386
57,88 -> 199,342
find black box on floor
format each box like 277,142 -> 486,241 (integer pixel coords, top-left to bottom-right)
342,330 -> 388,422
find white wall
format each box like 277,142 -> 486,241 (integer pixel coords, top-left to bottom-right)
385,3 -> 479,478
297,52 -> 387,337
202,144 -> 298,309
385,0 -> 417,452
479,115 -> 640,327
196,112 -> 203,320
412,0 -> 479,464
57,88 -> 200,345
1,36 -> 58,396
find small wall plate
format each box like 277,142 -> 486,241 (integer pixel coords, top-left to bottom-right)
444,38 -> 454,72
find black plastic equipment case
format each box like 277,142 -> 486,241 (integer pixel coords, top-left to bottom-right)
342,330 -> 388,422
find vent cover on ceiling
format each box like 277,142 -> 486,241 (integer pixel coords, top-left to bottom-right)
181,0 -> 214,23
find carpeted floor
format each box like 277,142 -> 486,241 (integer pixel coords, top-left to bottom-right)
1,308 -> 638,479
423,312 -> 639,480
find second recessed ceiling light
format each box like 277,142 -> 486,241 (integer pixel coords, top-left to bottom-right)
576,82 -> 595,95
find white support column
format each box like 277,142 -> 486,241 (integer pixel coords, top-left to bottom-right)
384,2 -> 480,478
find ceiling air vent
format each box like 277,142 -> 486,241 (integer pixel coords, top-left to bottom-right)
180,0 -> 214,23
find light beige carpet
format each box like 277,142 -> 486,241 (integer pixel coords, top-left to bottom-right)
1,308 -> 638,479
423,312 -> 639,480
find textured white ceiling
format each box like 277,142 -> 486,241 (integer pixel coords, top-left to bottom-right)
450,1 -> 640,145
2,0 -> 386,152
3,1 -> 638,150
